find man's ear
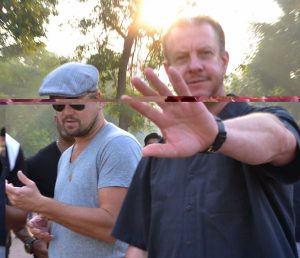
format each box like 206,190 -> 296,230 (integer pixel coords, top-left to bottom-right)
163,61 -> 170,75
95,91 -> 104,109
221,51 -> 229,76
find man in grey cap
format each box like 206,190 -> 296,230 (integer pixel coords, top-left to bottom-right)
6,62 -> 142,258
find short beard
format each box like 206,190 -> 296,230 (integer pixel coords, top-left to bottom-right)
68,112 -> 99,137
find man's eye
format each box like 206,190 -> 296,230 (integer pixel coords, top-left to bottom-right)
202,51 -> 213,57
175,55 -> 186,62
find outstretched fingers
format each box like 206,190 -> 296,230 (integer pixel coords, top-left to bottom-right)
167,67 -> 192,96
143,68 -> 173,96
131,76 -> 159,97
131,75 -> 167,110
121,95 -> 165,127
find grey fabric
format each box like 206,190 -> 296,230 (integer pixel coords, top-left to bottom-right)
48,122 -> 141,258
39,62 -> 99,97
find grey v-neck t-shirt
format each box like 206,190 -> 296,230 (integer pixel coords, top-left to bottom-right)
49,122 -> 141,258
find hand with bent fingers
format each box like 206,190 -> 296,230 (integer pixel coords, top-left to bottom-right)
122,67 -> 218,158
6,171 -> 46,212
28,214 -> 54,242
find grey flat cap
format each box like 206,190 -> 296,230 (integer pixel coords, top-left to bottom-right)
39,62 -> 99,97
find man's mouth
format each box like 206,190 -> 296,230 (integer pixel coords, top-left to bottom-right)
187,78 -> 207,85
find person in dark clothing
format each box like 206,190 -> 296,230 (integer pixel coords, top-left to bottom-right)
294,181 -> 300,256
0,127 -> 27,258
144,132 -> 162,146
113,15 -> 300,258
0,127 -> 6,258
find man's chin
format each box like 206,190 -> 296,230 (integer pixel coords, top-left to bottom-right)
65,128 -> 78,137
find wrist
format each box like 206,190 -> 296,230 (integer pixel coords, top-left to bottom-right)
24,236 -> 38,254
14,227 -> 32,243
34,195 -> 49,213
206,116 -> 227,153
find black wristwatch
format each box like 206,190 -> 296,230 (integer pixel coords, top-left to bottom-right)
24,237 -> 38,254
206,117 -> 227,152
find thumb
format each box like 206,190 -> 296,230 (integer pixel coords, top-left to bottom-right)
17,170 -> 34,186
142,143 -> 178,158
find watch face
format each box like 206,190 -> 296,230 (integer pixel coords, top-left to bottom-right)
24,237 -> 37,254
24,243 -> 33,254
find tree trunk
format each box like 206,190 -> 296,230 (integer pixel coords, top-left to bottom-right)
117,23 -> 138,130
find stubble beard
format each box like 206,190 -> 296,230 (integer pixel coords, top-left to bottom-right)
64,113 -> 99,138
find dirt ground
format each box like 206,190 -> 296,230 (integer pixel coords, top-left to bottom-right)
9,234 -> 32,258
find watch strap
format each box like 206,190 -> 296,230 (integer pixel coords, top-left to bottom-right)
206,117 -> 227,152
24,237 -> 38,254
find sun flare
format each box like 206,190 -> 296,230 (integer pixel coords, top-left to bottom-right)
140,0 -> 190,31
46,0 -> 282,72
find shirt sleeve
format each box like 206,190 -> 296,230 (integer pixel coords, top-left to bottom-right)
97,135 -> 141,189
259,106 -> 300,183
112,157 -> 152,250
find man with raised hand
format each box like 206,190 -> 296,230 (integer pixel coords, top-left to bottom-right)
113,16 -> 300,258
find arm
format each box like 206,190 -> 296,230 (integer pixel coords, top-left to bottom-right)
39,186 -> 127,242
220,112 -> 297,166
126,246 -> 148,258
122,67 -> 298,166
5,204 -> 27,232
14,226 -> 48,258
6,171 -> 127,242
6,205 -> 48,258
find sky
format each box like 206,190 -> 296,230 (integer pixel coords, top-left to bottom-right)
45,0 -> 283,73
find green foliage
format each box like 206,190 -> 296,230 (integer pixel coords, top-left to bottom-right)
226,0 -> 300,121
0,0 -> 57,57
75,0 -> 165,132
5,104 -> 56,158
8,107 -> 54,158
22,128 -> 53,158
0,49 -> 68,157
0,48 -> 66,98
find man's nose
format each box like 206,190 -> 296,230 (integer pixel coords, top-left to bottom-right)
188,54 -> 203,72
63,105 -> 76,114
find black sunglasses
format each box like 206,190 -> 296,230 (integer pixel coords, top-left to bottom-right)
52,104 -> 85,112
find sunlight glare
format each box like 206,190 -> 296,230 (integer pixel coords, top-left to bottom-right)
46,0 -> 282,72
139,0 -> 282,72
140,0 -> 187,30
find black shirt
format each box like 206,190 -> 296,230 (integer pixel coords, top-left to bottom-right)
0,156 -> 6,246
0,142 -> 25,246
26,141 -> 61,198
113,102 -> 300,258
294,181 -> 300,242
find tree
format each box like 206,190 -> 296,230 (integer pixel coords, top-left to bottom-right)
76,0 -> 168,131
0,0 -> 58,57
0,49 -> 68,157
226,0 -> 300,121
